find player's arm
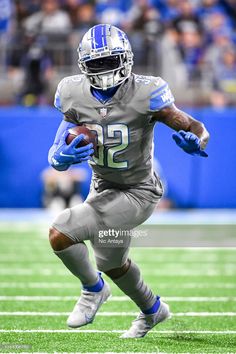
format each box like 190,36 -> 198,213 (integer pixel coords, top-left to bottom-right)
153,104 -> 210,157
48,119 -> 94,171
50,78 -> 94,171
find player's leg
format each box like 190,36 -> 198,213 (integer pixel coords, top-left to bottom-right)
94,248 -> 159,313
89,188 -> 170,338
105,258 -> 171,338
49,203 -> 101,287
93,248 -> 170,338
49,202 -> 111,328
49,228 -> 99,287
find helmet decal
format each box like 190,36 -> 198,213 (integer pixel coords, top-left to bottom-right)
91,24 -> 108,50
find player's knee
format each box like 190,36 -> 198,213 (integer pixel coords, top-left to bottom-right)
103,259 -> 131,279
49,227 -> 75,251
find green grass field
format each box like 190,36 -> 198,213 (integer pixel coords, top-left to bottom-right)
0,221 -> 236,353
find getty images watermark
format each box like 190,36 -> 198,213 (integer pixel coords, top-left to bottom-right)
94,224 -> 236,248
0,344 -> 32,350
96,228 -> 148,247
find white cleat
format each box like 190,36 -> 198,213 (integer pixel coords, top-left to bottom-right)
120,300 -> 171,338
67,281 -> 111,328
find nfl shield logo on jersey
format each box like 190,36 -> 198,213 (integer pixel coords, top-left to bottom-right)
100,108 -> 108,119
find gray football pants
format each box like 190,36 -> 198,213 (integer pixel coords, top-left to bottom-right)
52,177 -> 162,271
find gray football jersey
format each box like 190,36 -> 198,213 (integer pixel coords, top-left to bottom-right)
54,73 -> 174,185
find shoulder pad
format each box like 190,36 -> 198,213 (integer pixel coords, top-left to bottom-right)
54,75 -> 84,113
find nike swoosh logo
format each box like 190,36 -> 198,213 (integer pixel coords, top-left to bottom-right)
59,152 -> 72,157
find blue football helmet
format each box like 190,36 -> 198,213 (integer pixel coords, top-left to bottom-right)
77,24 -> 134,90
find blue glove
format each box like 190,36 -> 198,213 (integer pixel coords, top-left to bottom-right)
172,130 -> 208,157
51,131 -> 94,169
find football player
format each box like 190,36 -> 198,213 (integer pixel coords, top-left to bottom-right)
48,24 -> 209,338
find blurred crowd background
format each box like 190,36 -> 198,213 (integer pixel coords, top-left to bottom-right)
0,0 -> 236,210
1,0 -> 236,107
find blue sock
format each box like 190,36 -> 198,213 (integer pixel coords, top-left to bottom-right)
83,273 -> 104,292
142,296 -> 161,315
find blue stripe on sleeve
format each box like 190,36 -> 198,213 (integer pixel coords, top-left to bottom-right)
151,83 -> 168,97
150,85 -> 175,111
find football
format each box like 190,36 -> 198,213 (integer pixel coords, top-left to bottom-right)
66,125 -> 97,153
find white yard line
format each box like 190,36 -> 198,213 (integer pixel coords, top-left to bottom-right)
0,311 -> 236,317
0,353 -> 162,354
0,352 -> 160,354
2,259 -> 236,264
1,260 -> 236,267
0,353 -> 167,354
1,352 -> 233,354
0,352 -> 227,354
174,312 -> 236,316
0,282 -> 235,289
0,296 -> 236,302
0,269 -> 235,276
0,329 -> 236,334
